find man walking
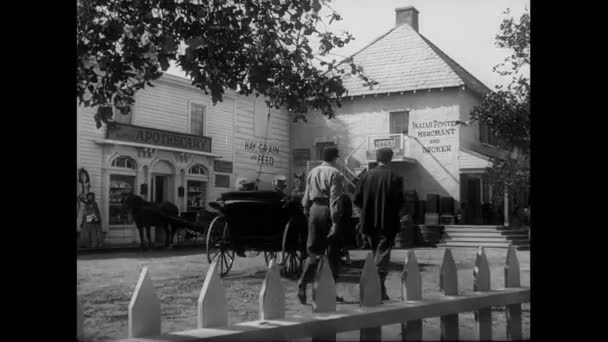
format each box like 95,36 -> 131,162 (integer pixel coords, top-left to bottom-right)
297,146 -> 345,304
353,148 -> 404,300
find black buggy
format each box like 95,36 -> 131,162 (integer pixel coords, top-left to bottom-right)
205,190 -> 308,277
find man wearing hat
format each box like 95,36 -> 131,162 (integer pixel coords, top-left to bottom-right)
353,147 -> 405,301
273,175 -> 288,195
297,146 -> 345,304
235,176 -> 257,191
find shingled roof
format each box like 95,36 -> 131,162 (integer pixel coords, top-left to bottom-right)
339,21 -> 491,97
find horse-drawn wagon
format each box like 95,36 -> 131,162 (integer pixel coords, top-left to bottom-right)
120,191 -> 307,278
206,190 -> 307,277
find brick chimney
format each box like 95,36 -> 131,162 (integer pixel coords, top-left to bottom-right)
395,6 -> 419,32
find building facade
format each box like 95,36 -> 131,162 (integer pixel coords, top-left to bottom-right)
77,7 -> 524,246
290,7 -> 510,225
77,74 -> 291,246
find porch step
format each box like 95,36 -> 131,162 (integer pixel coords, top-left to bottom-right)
445,225 -> 503,229
438,225 -> 530,251
441,233 -> 529,239
437,241 -> 530,250
442,237 -> 529,245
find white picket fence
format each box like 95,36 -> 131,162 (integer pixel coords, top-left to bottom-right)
77,246 -> 530,341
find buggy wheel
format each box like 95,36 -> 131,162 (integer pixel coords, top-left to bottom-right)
280,219 -> 305,279
206,216 -> 235,277
264,251 -> 277,266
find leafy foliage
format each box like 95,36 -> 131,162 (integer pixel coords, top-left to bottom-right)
469,8 -> 530,201
77,0 -> 376,128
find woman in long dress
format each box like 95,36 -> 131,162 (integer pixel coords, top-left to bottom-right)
81,192 -> 103,248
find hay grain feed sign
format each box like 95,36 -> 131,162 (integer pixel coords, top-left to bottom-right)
412,120 -> 459,154
244,141 -> 280,166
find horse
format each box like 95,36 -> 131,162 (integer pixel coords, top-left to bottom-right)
120,193 -> 179,250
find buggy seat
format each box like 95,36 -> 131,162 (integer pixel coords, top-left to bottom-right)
215,191 -> 292,239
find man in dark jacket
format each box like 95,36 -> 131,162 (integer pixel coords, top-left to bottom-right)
353,148 -> 404,300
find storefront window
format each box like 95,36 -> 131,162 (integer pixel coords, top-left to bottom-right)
188,164 -> 207,175
111,156 -> 136,169
186,180 -> 207,211
109,175 -> 135,225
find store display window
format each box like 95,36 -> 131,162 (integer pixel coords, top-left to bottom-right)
186,164 -> 208,212
109,175 -> 135,225
186,180 -> 207,211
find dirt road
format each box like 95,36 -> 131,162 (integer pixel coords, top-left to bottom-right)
77,247 -> 530,341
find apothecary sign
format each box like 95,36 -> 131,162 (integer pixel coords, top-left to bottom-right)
106,122 -> 212,153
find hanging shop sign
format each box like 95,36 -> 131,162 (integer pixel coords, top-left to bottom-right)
244,141 -> 280,166
214,160 -> 234,174
373,137 -> 400,149
412,120 -> 459,154
106,123 -> 212,153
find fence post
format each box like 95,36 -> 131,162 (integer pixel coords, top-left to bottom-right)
473,246 -> 492,341
439,248 -> 459,341
198,260 -> 228,328
401,250 -> 423,341
77,296 -> 84,341
360,252 -> 382,341
259,259 -> 285,321
312,255 -> 336,342
505,244 -> 522,340
128,266 -> 161,338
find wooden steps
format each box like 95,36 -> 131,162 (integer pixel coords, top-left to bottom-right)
437,225 -> 530,251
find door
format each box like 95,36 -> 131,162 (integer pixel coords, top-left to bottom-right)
151,174 -> 172,243
466,176 -> 482,224
153,175 -> 165,204
316,141 -> 337,160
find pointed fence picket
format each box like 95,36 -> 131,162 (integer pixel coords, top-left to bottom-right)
474,246 -> 492,341
360,252 -> 382,341
113,246 -> 529,342
401,250 -> 423,341
505,244 -> 523,341
440,248 -> 459,340
128,266 -> 161,338
259,259 -> 285,321
312,255 -> 337,342
198,260 -> 228,328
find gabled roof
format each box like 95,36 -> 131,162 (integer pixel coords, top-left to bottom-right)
339,23 -> 491,97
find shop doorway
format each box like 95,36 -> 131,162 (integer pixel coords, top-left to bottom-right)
461,174 -> 483,225
152,175 -> 171,203
150,160 -> 175,244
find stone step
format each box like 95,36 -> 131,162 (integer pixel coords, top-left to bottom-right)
443,231 -> 528,237
442,234 -> 528,241
440,238 -> 530,246
444,228 -> 529,234
437,242 -> 530,250
437,241 -> 512,248
444,225 -> 503,229
442,236 -> 508,242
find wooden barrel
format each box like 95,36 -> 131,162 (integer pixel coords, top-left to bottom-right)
426,194 -> 440,213
440,197 -> 455,215
400,223 -> 416,248
415,200 -> 426,224
420,225 -> 443,245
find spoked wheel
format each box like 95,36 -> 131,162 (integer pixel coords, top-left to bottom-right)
206,216 -> 235,277
264,251 -> 277,266
280,218 -> 305,279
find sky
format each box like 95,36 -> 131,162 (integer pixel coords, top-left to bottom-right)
166,0 -> 530,90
